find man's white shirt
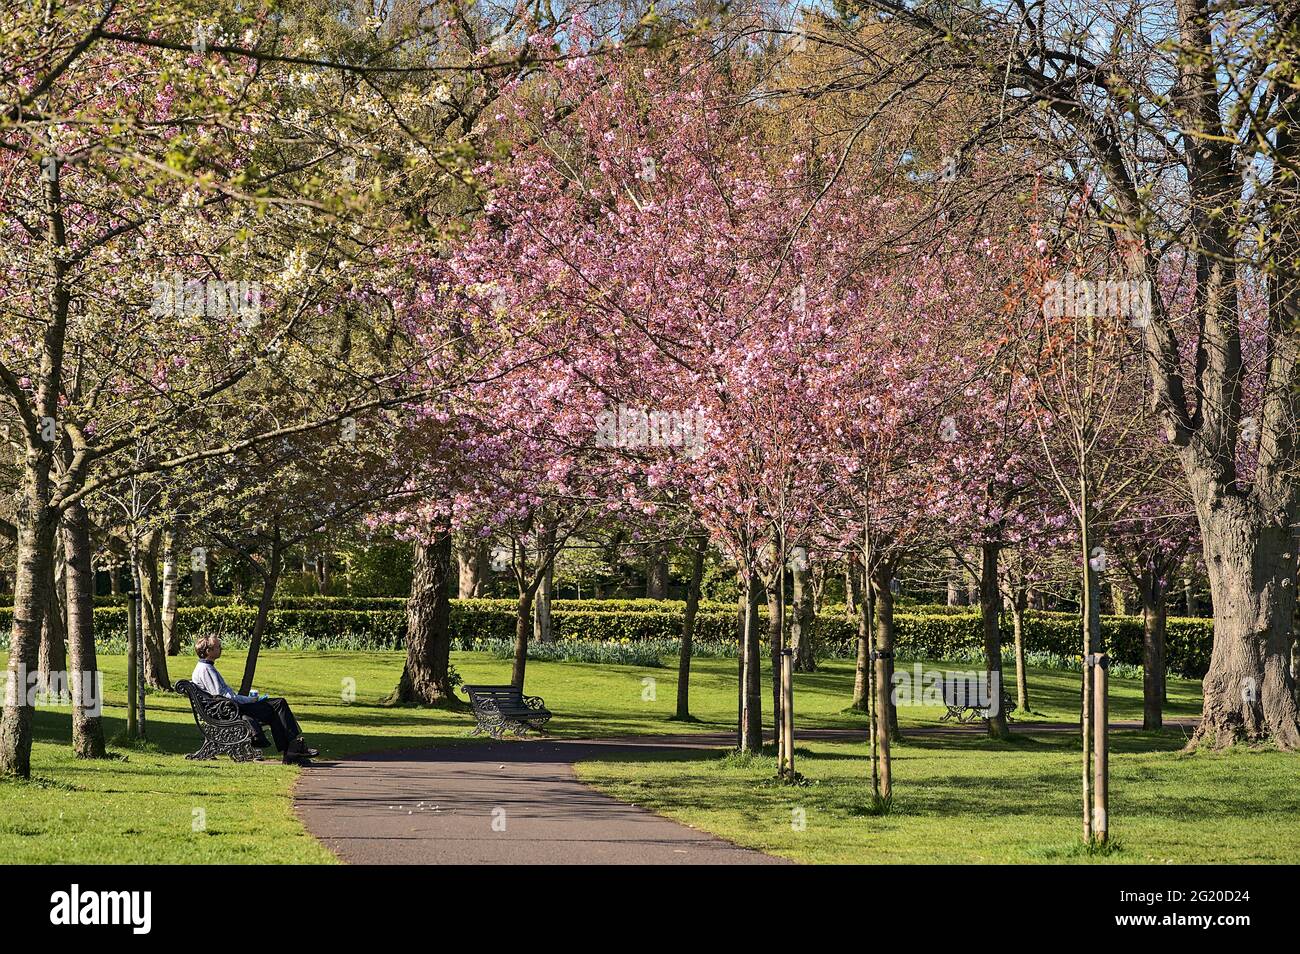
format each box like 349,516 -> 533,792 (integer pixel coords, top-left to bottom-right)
191,659 -> 256,704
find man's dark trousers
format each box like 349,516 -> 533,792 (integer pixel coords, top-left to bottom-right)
236,697 -> 302,751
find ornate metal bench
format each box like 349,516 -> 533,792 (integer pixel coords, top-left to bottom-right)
174,679 -> 261,761
463,684 -> 552,739
939,674 -> 1016,725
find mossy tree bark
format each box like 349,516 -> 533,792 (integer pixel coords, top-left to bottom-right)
390,530 -> 465,708
791,559 -> 817,673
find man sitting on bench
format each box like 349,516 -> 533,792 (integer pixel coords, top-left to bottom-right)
191,635 -> 319,764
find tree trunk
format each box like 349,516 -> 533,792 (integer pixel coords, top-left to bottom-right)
191,551 -> 208,601
1187,499 -> 1300,749
810,562 -> 825,615
870,566 -> 901,741
389,531 -> 464,707
645,546 -> 670,599
4,168 -> 72,776
1293,636 -> 1299,710
1110,581 -> 1128,616
512,522 -> 557,688
851,578 -> 873,710
533,557 -> 554,644
1011,586 -> 1030,713
1140,567 -> 1168,731
736,570 -> 745,747
237,544 -> 282,696
512,590 -> 534,688
314,550 -> 329,594
63,503 -> 106,758
791,560 -> 817,672
844,559 -> 859,616
675,537 -> 706,720
1080,532 -> 1100,841
37,555 -> 67,698
766,578 -> 782,747
870,570 -> 894,798
742,568 -> 763,751
456,535 -> 488,598
946,551 -> 966,606
161,526 -> 180,655
109,564 -> 121,595
1,489 -> 55,779
963,555 -> 978,607
136,533 -> 170,690
979,541 -> 1010,739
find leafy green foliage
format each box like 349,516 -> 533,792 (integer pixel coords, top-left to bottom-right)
6,598 -> 1212,675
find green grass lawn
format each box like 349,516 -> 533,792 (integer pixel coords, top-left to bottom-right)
575,736 -> 1300,864
0,647 -> 1292,863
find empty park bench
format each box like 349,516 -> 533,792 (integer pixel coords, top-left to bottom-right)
174,679 -> 261,762
463,684 -> 553,739
939,674 -> 1016,725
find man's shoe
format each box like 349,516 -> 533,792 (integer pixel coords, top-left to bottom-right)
283,739 -> 319,763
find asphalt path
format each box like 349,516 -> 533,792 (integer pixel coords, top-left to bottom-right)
294,734 -> 788,865
294,719 -> 1196,864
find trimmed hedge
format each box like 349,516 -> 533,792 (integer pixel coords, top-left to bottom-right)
87,607 -> 407,651
89,594 -> 410,611
0,601 -> 1214,677
86,594 -> 740,613
805,610 -> 1212,677
821,602 -> 982,617
57,604 -> 736,653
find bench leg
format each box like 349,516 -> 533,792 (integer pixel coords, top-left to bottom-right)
469,713 -> 507,739
229,741 -> 259,763
186,739 -> 220,760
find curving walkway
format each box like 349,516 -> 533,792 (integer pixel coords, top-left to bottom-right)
293,735 -> 789,865
294,719 -> 1196,865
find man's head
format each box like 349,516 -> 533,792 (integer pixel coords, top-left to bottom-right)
195,635 -> 223,661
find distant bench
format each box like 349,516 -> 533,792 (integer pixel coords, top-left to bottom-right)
939,674 -> 1016,725
463,684 -> 552,739
174,679 -> 261,762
